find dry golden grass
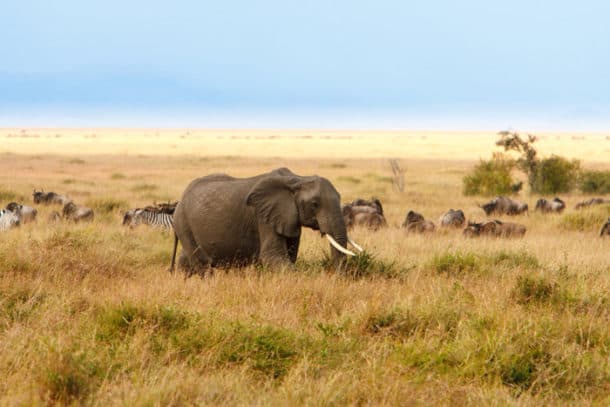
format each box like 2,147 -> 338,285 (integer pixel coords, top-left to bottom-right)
0,131 -> 609,405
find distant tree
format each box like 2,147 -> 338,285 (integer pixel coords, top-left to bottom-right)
495,131 -> 539,189
495,131 -> 580,194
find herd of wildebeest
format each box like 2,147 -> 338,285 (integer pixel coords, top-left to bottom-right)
1,189 -> 609,238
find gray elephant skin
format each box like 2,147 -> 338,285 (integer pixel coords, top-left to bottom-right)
170,168 -> 357,274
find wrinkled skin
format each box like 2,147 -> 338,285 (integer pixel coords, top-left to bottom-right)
62,202 -> 94,223
601,218 -> 610,237
535,197 -> 565,213
5,202 -> 38,223
439,209 -> 466,228
342,198 -> 386,231
32,190 -> 71,205
171,168 -> 351,275
402,210 -> 435,234
463,220 -> 526,238
575,198 -> 610,210
480,196 -> 528,216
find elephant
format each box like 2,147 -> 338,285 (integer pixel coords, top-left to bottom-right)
480,196 -> 528,216
32,190 -> 71,205
342,197 -> 386,231
601,218 -> 610,237
62,202 -> 94,223
439,209 -> 466,228
535,197 -> 566,213
170,168 -> 363,275
5,202 -> 38,223
402,210 -> 435,234
463,220 -> 526,238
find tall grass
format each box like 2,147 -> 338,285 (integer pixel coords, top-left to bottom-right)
0,153 -> 609,405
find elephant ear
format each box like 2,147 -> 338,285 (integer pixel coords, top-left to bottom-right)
246,176 -> 302,238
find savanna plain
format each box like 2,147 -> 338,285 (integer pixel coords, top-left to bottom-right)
0,129 -> 609,405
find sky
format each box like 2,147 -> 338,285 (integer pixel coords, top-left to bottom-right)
1,1 -> 610,129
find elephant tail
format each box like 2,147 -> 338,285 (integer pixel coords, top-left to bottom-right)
169,233 -> 178,273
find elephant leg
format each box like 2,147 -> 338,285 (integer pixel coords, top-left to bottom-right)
177,227 -> 212,273
257,223 -> 294,268
286,234 -> 301,263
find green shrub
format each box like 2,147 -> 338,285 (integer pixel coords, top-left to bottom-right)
579,170 -> 610,194
559,210 -> 608,232
463,154 -> 515,196
511,275 -> 557,305
429,252 -> 480,276
531,156 -> 580,194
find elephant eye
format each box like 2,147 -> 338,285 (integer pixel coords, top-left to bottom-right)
310,200 -> 319,210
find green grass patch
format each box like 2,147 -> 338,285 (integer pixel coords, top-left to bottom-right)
85,198 -> 129,214
429,251 -> 481,276
131,183 -> 158,192
488,250 -> 540,269
0,188 -> 26,202
511,275 -> 558,305
110,172 -> 126,180
559,210 -> 608,232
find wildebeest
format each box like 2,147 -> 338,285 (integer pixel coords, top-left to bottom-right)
439,209 -> 466,228
601,218 -> 610,237
535,197 -> 566,214
402,210 -> 435,233
480,196 -> 528,216
463,220 -> 526,238
32,190 -> 71,205
62,202 -> 94,223
342,197 -> 387,231
48,211 -> 62,223
0,208 -> 20,231
575,198 -> 610,210
5,202 -> 38,223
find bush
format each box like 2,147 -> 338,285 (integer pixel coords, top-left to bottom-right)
429,251 -> 480,276
463,154 -> 515,196
531,156 -> 580,194
559,210 -> 608,232
579,170 -> 610,194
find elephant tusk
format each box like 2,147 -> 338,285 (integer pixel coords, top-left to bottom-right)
325,234 -> 356,256
347,236 -> 364,252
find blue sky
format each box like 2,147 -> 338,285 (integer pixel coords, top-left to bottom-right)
2,1 -> 610,129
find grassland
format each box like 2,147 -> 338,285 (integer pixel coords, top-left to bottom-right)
0,131 -> 609,405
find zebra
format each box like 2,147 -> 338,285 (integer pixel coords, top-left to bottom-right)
0,209 -> 20,232
123,207 -> 174,230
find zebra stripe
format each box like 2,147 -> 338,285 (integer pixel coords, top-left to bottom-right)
0,209 -> 20,231
132,209 -> 174,229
